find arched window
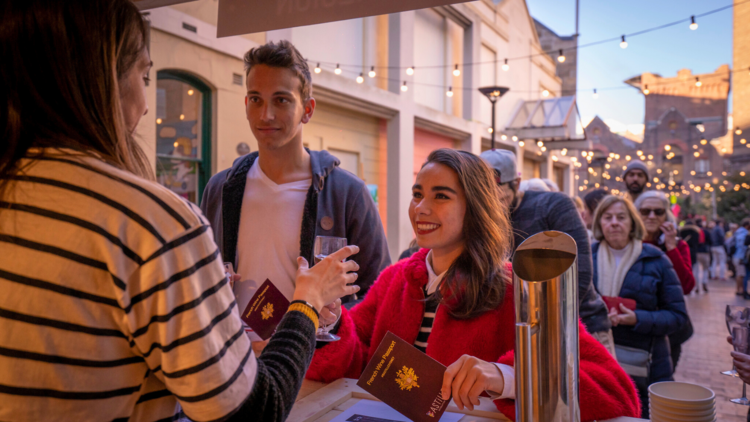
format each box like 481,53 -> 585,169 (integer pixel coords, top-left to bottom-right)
154,70 -> 212,205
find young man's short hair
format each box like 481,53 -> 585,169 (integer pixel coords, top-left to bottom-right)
243,40 -> 312,100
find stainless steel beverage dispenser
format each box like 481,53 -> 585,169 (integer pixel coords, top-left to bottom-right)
513,231 -> 580,422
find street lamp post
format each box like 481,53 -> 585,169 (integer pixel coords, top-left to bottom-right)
478,86 -> 510,150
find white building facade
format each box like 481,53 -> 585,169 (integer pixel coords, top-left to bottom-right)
136,0 -> 575,260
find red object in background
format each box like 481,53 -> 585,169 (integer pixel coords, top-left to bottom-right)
671,204 -> 681,218
602,296 -> 637,313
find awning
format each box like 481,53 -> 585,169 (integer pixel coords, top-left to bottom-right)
503,96 -> 591,150
135,0 -> 472,37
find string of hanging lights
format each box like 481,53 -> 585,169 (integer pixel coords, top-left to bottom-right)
303,0 -> 748,99
305,0 -> 745,74
315,63 -> 744,99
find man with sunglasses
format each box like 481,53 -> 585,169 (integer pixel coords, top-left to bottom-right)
479,149 -> 613,354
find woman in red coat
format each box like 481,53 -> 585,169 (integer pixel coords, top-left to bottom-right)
307,149 -> 640,421
633,191 -> 695,294
634,190 -> 695,373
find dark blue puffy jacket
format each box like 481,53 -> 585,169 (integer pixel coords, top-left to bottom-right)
592,242 -> 688,383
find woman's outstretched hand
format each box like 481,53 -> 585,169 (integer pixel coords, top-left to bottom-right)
293,245 -> 360,312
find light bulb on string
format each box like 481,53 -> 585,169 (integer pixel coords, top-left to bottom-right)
695,77 -> 702,87
400,81 -> 408,92
512,136 -> 518,142
537,140 -> 544,147
542,89 -> 550,97
643,84 -> 650,95
368,66 -> 376,78
406,66 -> 414,76
736,127 -> 743,135
334,64 -> 342,75
592,89 -> 598,99
446,86 -> 454,97
620,35 -> 628,49
518,140 -> 525,147
689,16 -> 698,30
453,64 -> 461,77
314,63 -> 321,74
356,73 -> 364,84
557,49 -> 565,63
502,58 -> 509,71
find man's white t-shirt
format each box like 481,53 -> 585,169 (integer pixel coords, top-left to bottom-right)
235,160 -> 311,340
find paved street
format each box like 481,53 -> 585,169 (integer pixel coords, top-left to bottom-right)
674,278 -> 750,421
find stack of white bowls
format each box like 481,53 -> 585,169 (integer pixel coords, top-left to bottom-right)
648,382 -> 716,422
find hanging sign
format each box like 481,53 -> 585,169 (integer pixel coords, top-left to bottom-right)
217,0 -> 471,37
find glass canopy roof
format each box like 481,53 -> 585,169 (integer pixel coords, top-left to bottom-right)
503,96 -> 590,149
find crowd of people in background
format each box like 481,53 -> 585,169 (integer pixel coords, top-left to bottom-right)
1,2 -> 749,421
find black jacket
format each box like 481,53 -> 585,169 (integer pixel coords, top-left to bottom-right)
200,150 -> 391,302
511,191 -> 610,334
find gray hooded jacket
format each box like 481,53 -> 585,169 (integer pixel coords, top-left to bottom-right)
200,150 -> 390,302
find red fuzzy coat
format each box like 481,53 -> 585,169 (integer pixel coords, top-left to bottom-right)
307,249 -> 640,421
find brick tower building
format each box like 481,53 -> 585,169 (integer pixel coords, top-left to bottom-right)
732,0 -> 750,171
623,66 -> 730,195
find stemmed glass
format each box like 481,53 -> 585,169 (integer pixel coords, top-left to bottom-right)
731,327 -> 750,405
313,236 -> 348,342
723,306 -> 750,377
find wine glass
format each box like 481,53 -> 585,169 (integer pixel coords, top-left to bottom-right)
313,236 -> 348,342
732,327 -> 750,405
723,306 -> 750,377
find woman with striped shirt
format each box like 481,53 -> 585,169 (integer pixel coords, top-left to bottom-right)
0,1 -> 359,421
306,149 -> 641,421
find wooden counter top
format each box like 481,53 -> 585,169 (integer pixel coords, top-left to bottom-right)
291,379 -> 648,422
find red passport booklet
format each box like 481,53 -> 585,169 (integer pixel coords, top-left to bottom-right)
602,296 -> 637,314
240,279 -> 289,340
357,332 -> 450,422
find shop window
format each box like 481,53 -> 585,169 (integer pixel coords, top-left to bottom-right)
155,71 -> 212,205
695,159 -> 710,175
523,158 -> 541,180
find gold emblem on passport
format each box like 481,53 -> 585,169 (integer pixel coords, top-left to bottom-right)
395,366 -> 420,391
261,302 -> 274,320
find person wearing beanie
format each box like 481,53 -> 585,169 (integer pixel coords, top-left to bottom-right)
479,149 -> 614,355
622,160 -> 649,202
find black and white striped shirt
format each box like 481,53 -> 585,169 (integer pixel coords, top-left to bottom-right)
0,150 -> 255,421
414,253 -> 444,354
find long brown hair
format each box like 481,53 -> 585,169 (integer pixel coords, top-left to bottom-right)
0,0 -> 152,194
422,149 -> 512,319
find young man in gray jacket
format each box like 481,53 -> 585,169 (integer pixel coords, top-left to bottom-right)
201,41 -> 390,349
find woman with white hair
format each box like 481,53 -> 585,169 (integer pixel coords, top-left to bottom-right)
634,191 -> 695,374
518,178 -> 549,192
633,191 -> 695,295
541,178 -> 560,192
